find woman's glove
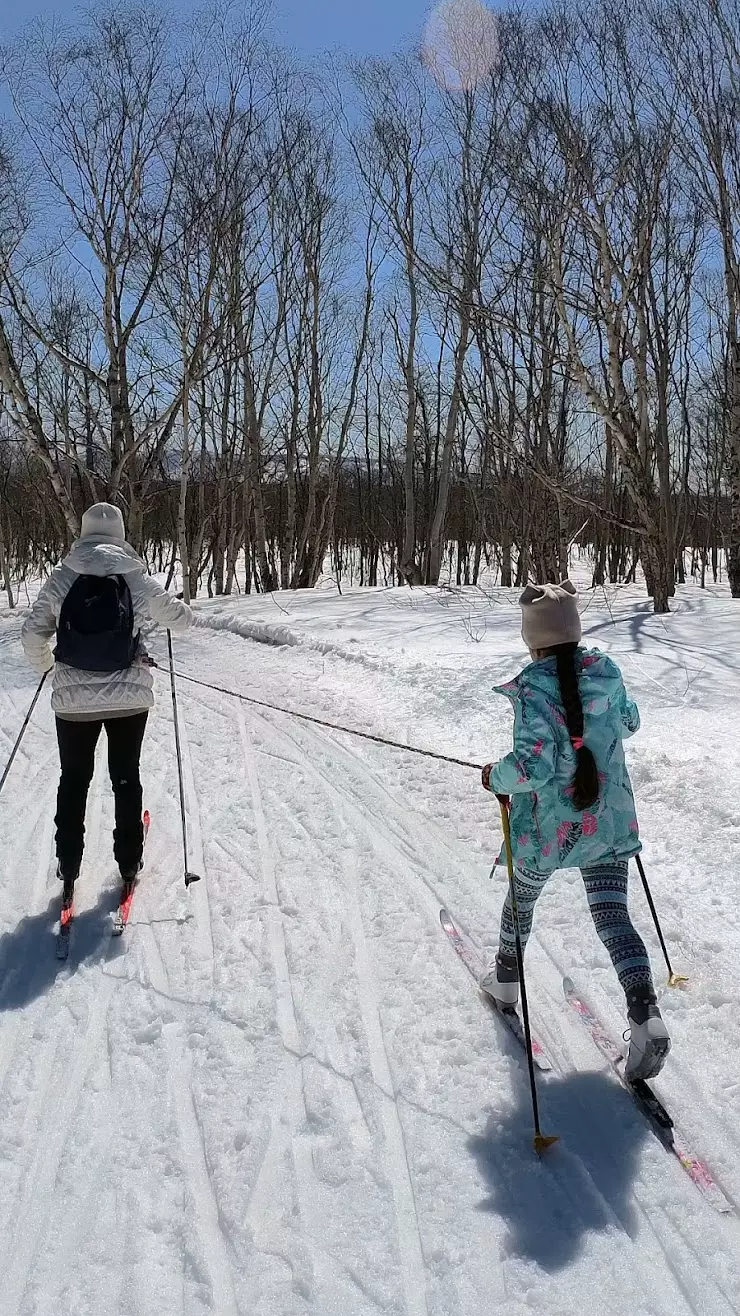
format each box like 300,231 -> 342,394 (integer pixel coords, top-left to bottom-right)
34,648 -> 55,675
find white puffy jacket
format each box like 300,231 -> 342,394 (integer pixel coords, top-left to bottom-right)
21,537 -> 192,717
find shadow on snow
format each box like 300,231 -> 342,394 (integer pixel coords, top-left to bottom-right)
468,1069 -> 653,1270
0,884 -> 122,1011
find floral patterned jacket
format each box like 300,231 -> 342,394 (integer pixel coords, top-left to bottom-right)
487,649 -> 641,875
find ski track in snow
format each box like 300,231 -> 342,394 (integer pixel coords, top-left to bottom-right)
242,699 -> 443,1315
175,697 -> 215,991
341,843 -> 429,1316
238,708 -> 300,1055
4,978 -> 116,1314
255,733 -> 437,1305
2,585 -> 740,1314
239,701 -> 430,1316
163,1021 -> 240,1316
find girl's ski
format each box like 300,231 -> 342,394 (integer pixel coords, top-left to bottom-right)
440,908 -> 551,1071
563,976 -> 734,1214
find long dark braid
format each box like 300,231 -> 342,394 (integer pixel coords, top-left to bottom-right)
553,643 -> 599,811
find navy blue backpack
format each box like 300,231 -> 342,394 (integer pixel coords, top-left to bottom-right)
55,574 -> 139,672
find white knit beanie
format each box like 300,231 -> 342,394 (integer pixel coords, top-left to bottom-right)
79,502 -> 126,544
519,580 -> 582,650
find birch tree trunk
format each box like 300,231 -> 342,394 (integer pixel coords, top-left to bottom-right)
427,310 -> 470,583
0,502 -> 14,608
177,371 -> 192,604
728,338 -> 740,597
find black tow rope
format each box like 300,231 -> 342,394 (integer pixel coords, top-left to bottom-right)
158,666 -> 484,773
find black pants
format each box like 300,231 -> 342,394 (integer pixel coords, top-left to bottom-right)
55,713 -> 148,877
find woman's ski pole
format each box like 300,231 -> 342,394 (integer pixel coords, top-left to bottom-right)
167,631 -> 201,888
499,798 -> 558,1155
634,854 -> 687,987
0,670 -> 49,797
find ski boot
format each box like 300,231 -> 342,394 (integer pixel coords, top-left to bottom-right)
119,860 -> 144,884
56,862 -> 79,905
480,951 -> 519,1009
119,810 -> 150,884
625,997 -> 671,1082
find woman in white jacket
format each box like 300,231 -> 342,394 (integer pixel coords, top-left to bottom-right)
22,503 -> 192,887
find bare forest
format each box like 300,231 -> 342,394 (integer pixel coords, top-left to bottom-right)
1,0 -> 740,612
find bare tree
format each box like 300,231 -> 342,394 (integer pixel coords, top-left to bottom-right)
354,56 -> 433,583
515,3 -> 686,610
651,0 -> 740,595
4,9 -> 204,543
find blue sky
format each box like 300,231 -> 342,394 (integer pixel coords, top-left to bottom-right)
276,0 -> 429,55
1,0 -> 431,55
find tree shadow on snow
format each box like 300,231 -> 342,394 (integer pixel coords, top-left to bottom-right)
468,1070 -> 652,1271
0,884 -> 121,1011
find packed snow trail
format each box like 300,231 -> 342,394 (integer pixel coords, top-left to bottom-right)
1,582 -> 740,1315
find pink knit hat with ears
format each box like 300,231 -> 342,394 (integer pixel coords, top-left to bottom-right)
519,580 -> 582,650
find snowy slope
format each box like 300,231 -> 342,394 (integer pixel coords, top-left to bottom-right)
1,581 -> 740,1316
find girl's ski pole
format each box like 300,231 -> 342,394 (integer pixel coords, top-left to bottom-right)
499,798 -> 558,1155
0,670 -> 49,797
167,630 -> 201,888
634,854 -> 688,987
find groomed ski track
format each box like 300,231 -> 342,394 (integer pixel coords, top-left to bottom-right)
1,586 -> 740,1316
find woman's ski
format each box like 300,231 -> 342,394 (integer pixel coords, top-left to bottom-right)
563,976 -> 734,1214
55,811 -> 151,954
55,879 -> 76,960
112,880 -> 138,936
440,908 -> 551,1071
112,809 -> 150,937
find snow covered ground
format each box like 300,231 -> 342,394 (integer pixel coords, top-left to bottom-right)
1,579 -> 740,1316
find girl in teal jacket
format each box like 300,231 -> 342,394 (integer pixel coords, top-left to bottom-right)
481,582 -> 670,1083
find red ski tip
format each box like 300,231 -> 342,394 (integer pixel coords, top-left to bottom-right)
143,810 -> 151,827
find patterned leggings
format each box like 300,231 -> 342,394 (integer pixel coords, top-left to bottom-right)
499,860 -> 655,1002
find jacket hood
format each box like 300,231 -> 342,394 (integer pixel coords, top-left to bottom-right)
63,537 -> 146,578
495,648 -> 625,717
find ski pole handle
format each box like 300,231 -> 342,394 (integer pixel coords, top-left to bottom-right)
499,798 -> 516,875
